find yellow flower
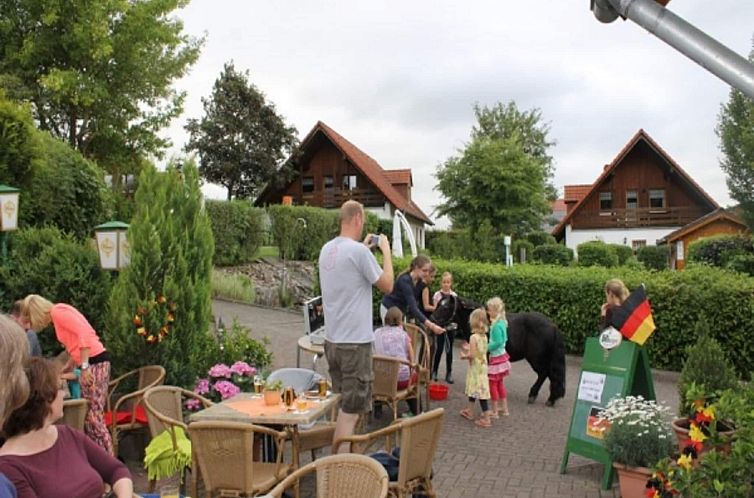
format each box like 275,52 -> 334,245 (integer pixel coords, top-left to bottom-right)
677,453 -> 693,470
689,423 -> 707,443
701,405 -> 715,420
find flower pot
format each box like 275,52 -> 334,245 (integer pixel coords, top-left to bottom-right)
263,389 -> 281,406
613,463 -> 653,498
671,418 -> 735,455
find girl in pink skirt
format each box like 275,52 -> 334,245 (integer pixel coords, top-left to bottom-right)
486,297 -> 511,417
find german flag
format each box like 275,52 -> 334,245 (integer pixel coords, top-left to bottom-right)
609,284 -> 656,346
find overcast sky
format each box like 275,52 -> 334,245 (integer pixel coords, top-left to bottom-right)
161,0 -> 754,229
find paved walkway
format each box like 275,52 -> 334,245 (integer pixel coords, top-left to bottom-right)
133,300 -> 681,497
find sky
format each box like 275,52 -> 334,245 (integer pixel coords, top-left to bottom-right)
161,0 -> 754,229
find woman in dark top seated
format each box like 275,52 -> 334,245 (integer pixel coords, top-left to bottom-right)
381,255 -> 444,336
0,358 -> 133,498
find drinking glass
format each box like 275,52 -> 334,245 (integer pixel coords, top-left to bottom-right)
160,485 -> 180,498
295,396 -> 308,412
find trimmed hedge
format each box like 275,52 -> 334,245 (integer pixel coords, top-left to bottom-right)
532,243 -> 573,266
610,244 -> 634,266
205,200 -> 265,266
637,245 -> 669,270
511,239 -> 534,263
525,231 -> 557,247
688,234 -> 754,268
369,257 -> 754,378
578,241 -> 618,267
268,205 -> 339,261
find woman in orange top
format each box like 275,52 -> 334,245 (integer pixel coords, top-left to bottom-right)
22,295 -> 113,454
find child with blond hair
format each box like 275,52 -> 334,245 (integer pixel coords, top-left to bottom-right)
459,308 -> 492,427
486,297 -> 511,417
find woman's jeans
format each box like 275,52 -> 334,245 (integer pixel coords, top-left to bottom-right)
432,328 -> 454,377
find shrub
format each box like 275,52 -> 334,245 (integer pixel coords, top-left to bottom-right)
525,231 -> 556,247
211,269 -> 255,303
532,243 -> 573,266
688,234 -> 754,268
577,241 -> 618,267
677,318 -> 739,415
727,253 -> 754,276
213,319 -> 273,371
0,95 -> 36,190
205,200 -> 265,266
609,244 -> 634,265
511,239 -> 535,263
636,245 -> 669,271
426,230 -> 474,260
267,205 -> 339,261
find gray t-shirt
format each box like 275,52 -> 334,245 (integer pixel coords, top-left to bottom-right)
319,236 -> 383,344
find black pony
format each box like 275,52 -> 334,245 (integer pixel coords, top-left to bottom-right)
431,295 -> 566,406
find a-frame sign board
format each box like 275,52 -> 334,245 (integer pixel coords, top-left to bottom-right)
559,337 -> 656,490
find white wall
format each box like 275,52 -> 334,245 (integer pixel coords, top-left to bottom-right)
565,225 -> 677,258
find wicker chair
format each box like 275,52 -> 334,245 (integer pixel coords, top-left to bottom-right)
143,386 -> 214,495
334,408 -> 444,498
106,365 -> 166,457
55,399 -> 88,431
261,453 -> 389,498
266,368 -> 336,461
372,355 -> 420,421
189,420 -> 293,497
402,323 -> 432,412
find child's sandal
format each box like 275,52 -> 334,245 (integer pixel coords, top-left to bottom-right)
459,409 -> 474,421
490,412 -> 500,419
474,418 -> 492,428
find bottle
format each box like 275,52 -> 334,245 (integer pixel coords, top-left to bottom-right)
283,386 -> 295,408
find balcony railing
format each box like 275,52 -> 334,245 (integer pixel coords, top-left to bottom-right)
573,206 -> 709,229
299,189 -> 386,208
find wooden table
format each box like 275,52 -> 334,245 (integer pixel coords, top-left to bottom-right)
296,335 -> 325,369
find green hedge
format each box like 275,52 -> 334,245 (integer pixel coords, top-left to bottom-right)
525,231 -> 557,247
610,244 -> 634,265
205,200 -> 265,266
268,205 -> 339,261
578,241 -> 619,267
532,243 -> 573,266
511,239 -> 534,263
688,234 -> 754,268
637,245 -> 669,270
369,258 -> 754,378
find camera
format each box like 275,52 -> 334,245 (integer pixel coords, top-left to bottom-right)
370,234 -> 381,246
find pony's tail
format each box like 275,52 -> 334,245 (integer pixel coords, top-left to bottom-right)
549,326 -> 566,400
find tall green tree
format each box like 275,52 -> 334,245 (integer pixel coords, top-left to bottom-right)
185,62 -> 299,200
105,160 -> 215,387
717,41 -> 754,229
434,102 -> 556,234
0,0 -> 203,181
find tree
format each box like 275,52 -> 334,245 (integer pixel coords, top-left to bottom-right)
434,102 -> 555,234
0,0 -> 203,181
185,62 -> 299,200
717,42 -> 754,229
105,160 -> 215,387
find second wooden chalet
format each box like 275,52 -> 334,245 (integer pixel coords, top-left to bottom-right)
255,121 -> 433,248
552,129 -> 719,256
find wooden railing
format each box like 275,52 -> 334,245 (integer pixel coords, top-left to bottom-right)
299,189 -> 386,208
573,206 -> 709,229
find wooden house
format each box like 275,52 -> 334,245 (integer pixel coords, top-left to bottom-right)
552,129 -> 719,256
657,208 -> 750,269
255,121 -> 433,247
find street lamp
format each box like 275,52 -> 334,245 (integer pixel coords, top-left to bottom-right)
94,221 -> 130,270
0,184 -> 20,262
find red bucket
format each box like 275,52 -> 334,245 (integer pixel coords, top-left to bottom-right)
428,383 -> 449,401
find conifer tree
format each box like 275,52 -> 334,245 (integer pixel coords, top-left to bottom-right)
105,160 -> 215,387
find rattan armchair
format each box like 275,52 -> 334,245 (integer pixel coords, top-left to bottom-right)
143,386 -> 214,495
334,408 -> 444,498
372,355 -> 420,421
55,398 -> 88,431
189,420 -> 293,497
106,365 -> 166,457
261,453 -> 389,498
403,323 -> 432,412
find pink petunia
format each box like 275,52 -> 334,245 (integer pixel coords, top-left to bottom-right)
208,363 -> 232,378
214,380 -> 241,400
230,361 -> 256,377
185,399 -> 201,411
194,378 -> 211,395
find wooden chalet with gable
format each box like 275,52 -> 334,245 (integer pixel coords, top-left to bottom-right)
255,121 -> 433,247
552,129 -> 719,256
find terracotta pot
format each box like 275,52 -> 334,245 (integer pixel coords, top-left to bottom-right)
613,463 -> 653,498
263,389 -> 281,406
671,418 -> 735,455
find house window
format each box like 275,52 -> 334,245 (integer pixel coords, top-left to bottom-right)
632,240 -> 647,251
324,175 -> 334,190
343,174 -> 357,191
626,190 -> 638,209
599,192 -> 612,211
649,189 -> 666,209
302,176 -> 314,193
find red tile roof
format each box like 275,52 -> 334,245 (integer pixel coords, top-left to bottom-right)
564,184 -> 592,203
551,199 -> 567,213
552,129 -> 719,239
314,122 -> 432,225
657,208 -> 749,244
383,169 -> 413,186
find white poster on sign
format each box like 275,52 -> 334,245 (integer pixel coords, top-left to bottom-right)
578,371 -> 606,403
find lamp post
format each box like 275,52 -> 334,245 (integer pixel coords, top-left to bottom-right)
0,184 -> 20,262
94,221 -> 130,270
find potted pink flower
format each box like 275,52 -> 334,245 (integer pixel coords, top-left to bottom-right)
187,361 -> 258,409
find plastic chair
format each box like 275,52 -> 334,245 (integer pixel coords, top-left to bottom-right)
266,368 -> 336,460
143,386 -> 214,495
334,408 -> 445,498
261,453 -> 389,498
55,399 -> 88,431
189,420 -> 293,497
106,365 -> 166,457
372,355 -> 420,421
403,323 -> 432,412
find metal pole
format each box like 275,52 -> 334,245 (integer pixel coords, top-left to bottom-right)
592,0 -> 754,100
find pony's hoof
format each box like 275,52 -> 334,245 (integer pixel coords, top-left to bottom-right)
545,400 -> 555,407
527,396 -> 537,404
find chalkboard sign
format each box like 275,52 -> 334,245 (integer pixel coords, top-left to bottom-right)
559,337 -> 655,490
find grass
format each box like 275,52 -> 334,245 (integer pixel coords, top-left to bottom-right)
254,245 -> 280,259
211,269 -> 255,303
